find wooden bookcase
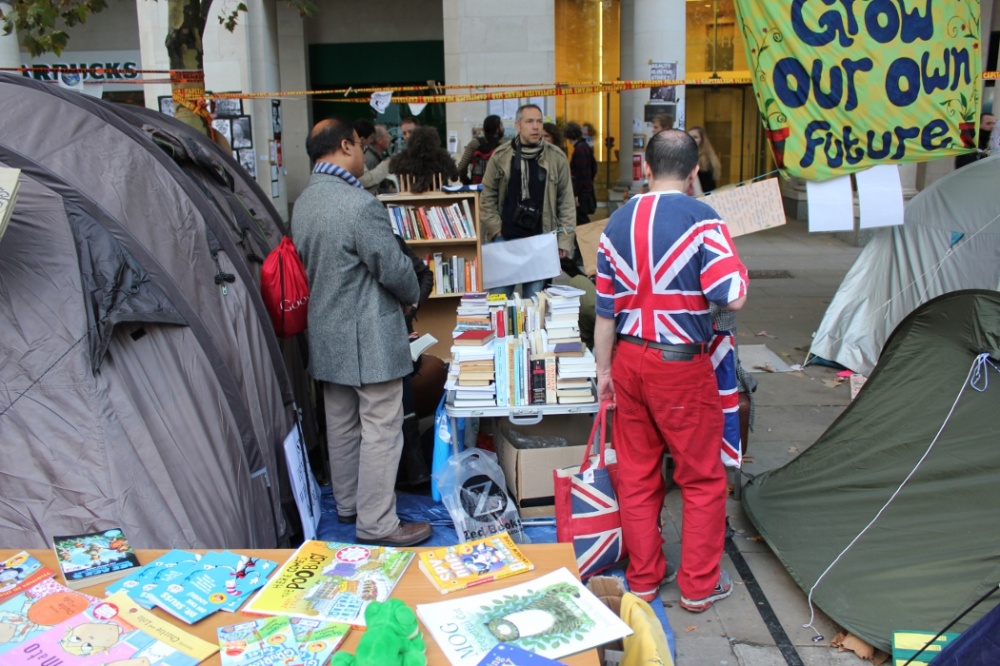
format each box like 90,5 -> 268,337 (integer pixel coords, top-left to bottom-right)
378,190 -> 482,359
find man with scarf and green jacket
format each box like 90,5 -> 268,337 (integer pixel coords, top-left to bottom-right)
480,104 -> 576,299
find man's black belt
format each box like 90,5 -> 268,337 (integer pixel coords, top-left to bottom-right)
617,334 -> 707,354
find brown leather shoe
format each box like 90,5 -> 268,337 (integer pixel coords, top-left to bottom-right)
356,521 -> 432,547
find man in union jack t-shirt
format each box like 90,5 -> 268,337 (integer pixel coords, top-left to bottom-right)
594,129 -> 748,612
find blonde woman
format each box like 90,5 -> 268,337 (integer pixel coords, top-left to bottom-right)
688,126 -> 721,193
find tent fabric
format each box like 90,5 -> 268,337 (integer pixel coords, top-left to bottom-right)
809,156 -> 1000,374
0,73 -> 310,549
742,290 -> 1000,652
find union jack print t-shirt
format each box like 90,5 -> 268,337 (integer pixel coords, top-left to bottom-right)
595,191 -> 748,344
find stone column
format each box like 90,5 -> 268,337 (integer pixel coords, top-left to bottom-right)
617,0 -> 686,194
0,3 -> 20,69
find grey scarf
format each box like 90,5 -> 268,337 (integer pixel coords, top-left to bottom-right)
513,136 -> 543,201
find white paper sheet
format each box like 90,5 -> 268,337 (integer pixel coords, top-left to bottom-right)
283,425 -> 322,541
806,175 -> 854,232
481,234 -> 561,290
856,165 -> 905,228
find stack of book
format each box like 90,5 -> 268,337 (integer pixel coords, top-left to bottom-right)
556,347 -> 597,403
542,284 -> 585,351
455,292 -> 491,333
448,335 -> 497,407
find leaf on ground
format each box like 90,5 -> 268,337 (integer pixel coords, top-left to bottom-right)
749,534 -> 765,542
831,631 -> 889,663
754,330 -> 777,338
741,455 -> 754,463
753,364 -> 776,373
787,446 -> 799,453
684,625 -> 698,633
822,377 -> 846,388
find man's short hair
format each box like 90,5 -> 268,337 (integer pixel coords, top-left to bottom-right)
564,122 -> 583,141
483,114 -> 503,139
515,104 -> 542,123
400,116 -> 419,127
375,124 -> 390,139
306,116 -> 354,163
981,112 -> 995,121
645,129 -> 699,181
354,119 -> 375,140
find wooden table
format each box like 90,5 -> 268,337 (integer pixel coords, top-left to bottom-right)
4,544 -> 600,665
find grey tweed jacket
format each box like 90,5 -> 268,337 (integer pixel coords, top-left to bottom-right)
293,172 -> 419,387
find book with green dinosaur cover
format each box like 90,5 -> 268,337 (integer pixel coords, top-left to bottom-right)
417,567 -> 632,665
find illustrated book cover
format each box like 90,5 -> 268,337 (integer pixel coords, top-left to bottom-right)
0,551 -> 55,604
52,528 -> 141,590
418,532 -> 534,594
0,577 -> 101,657
217,616 -> 349,666
243,541 -> 415,628
105,549 -> 202,609
143,551 -> 278,624
11,591 -> 217,665
477,642 -> 568,665
417,567 -> 632,666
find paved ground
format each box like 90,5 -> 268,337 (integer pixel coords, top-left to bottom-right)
658,220 -> 871,665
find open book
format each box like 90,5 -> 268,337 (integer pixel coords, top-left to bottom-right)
410,333 -> 438,361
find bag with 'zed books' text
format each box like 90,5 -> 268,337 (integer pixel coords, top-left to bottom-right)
261,235 -> 309,338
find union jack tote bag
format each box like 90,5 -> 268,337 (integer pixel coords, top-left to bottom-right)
553,403 -> 626,579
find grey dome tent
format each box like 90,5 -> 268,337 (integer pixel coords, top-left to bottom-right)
0,73 -> 312,549
809,156 -> 1000,374
743,289 -> 1000,652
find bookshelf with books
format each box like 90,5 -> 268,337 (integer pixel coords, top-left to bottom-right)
379,191 -> 482,358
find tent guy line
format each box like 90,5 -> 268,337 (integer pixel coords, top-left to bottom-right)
801,352 -> 993,638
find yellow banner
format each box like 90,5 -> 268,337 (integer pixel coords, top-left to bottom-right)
733,0 -> 983,181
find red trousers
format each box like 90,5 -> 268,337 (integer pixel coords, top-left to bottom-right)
611,340 -> 727,601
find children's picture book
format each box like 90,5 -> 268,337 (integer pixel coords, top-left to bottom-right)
288,617 -> 350,666
12,591 -> 217,665
418,532 -> 534,594
0,551 -> 55,604
143,552 -> 278,624
0,577 -> 100,657
52,528 -> 141,590
477,642 -> 568,665
417,567 -> 632,666
243,541 -> 414,629
105,550 -> 202,609
217,616 -> 349,666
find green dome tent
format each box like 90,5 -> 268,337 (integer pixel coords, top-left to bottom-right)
743,289 -> 1000,652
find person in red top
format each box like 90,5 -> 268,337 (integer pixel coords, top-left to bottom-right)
593,129 -> 748,612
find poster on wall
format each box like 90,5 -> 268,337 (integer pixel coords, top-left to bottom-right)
650,61 -> 678,103
211,118 -> 232,146
231,116 -> 252,149
215,97 -> 243,118
271,99 -> 282,136
238,148 -> 256,179
733,0 -> 983,181
157,96 -> 175,117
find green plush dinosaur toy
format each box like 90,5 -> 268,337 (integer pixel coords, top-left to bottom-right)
330,599 -> 427,666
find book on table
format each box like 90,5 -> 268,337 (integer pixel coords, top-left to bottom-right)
243,541 -> 414,629
455,329 -> 496,346
418,532 -> 534,594
15,590 -> 217,665
0,577 -> 101,659
417,567 -> 632,666
51,528 -> 141,591
476,642 -> 569,665
216,615 -> 349,666
0,551 -> 56,605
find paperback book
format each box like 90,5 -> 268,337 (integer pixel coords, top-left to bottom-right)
417,567 -> 632,665
0,577 -> 100,657
105,549 -> 202,609
52,528 -> 141,590
243,541 -> 414,628
0,551 -> 55,604
477,643 -> 568,665
217,615 -> 348,666
418,532 -> 534,594
11,591 -> 217,665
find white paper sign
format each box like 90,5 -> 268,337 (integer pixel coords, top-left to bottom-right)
856,165 -> 904,229
806,175 -> 854,232
283,425 -> 322,541
370,91 -> 393,113
702,178 -> 787,238
408,102 -> 427,116
482,234 -> 561,290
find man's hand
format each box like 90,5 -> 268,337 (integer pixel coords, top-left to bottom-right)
559,249 -> 568,259
597,370 -> 615,407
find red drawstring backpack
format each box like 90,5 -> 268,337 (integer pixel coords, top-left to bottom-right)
261,236 -> 309,338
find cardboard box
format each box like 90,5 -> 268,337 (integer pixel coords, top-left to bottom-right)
495,414 -> 595,507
